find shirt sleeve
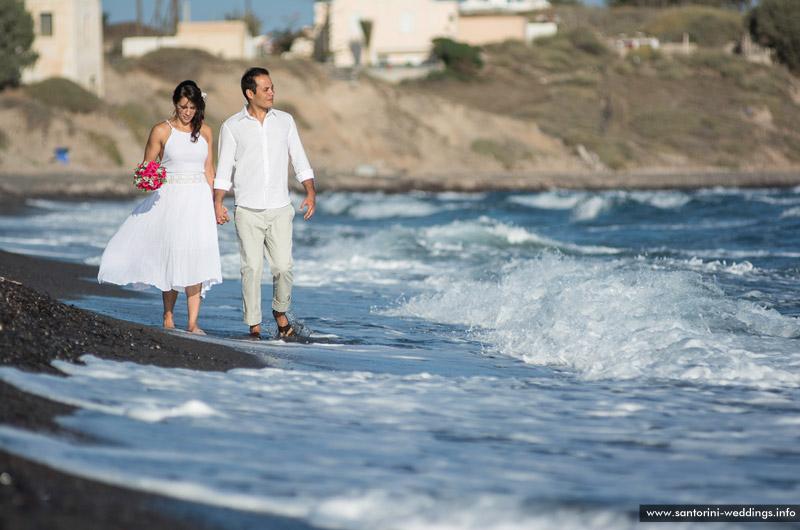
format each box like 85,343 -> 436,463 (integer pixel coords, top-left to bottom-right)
214,122 -> 236,191
287,117 -> 314,183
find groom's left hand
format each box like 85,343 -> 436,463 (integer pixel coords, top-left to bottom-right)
300,193 -> 316,220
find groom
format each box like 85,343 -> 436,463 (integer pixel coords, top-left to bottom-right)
213,67 -> 316,339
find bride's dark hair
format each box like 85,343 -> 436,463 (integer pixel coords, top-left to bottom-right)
172,80 -> 205,143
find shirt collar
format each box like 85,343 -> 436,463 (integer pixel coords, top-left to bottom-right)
239,105 -> 275,121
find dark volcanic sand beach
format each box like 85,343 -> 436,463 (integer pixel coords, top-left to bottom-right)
0,249 -> 318,529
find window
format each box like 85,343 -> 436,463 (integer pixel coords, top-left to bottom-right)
40,13 -> 53,36
400,11 -> 414,34
84,14 -> 91,44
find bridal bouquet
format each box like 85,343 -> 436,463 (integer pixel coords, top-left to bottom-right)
133,161 -> 167,191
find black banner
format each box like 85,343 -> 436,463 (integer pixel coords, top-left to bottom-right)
640,505 -> 800,523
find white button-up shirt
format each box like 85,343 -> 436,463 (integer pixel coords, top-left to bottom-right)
214,106 -> 314,210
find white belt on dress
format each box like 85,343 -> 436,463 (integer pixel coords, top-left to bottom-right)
166,173 -> 206,185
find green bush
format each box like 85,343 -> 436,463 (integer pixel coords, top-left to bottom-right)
748,0 -> 800,73
626,46 -> 663,68
568,26 -> 608,56
432,38 -> 483,80
553,5 -> 662,37
529,35 -> 580,71
0,0 -> 38,90
643,6 -> 744,47
471,138 -> 531,168
525,31 -> 610,73
25,78 -> 102,113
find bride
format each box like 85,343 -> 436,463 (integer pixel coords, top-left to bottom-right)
98,80 -> 223,334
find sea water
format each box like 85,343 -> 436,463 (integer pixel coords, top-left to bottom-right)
1,187 -> 800,529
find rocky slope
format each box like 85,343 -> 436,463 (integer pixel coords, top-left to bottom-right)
1,44 -> 799,199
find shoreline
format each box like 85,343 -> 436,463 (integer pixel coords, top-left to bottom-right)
0,249 -> 320,529
2,167 -> 800,205
2,168 -> 800,527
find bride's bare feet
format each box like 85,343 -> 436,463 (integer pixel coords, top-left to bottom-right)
163,312 -> 175,329
188,327 -> 206,335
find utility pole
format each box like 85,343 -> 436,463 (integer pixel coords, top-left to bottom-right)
171,0 -> 179,33
136,0 -> 142,35
151,0 -> 163,30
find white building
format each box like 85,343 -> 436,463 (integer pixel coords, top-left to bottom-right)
315,0 -> 555,68
122,20 -> 259,59
459,0 -> 551,14
22,0 -> 104,96
315,0 -> 460,68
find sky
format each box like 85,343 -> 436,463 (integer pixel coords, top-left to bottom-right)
102,0 -> 605,31
101,0 -> 318,31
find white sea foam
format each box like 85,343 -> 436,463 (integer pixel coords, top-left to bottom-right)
509,191 -> 585,210
628,190 -> 691,209
386,252 -> 800,387
750,193 -> 800,206
571,194 -> 616,221
780,205 -> 800,218
683,257 -> 757,275
418,218 -> 620,255
320,192 -> 440,219
511,190 -> 690,215
0,357 -> 787,529
295,217 -> 624,289
679,248 -> 800,260
0,421 -> 669,529
219,251 -> 242,280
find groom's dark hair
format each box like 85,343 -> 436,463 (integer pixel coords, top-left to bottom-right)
241,67 -> 271,101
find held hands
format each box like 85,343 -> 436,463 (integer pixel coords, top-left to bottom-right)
213,189 -> 229,225
215,202 -> 230,225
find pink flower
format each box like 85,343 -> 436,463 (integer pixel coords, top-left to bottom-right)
133,161 -> 166,192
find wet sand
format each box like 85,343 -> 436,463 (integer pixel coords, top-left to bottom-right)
0,249 -> 317,529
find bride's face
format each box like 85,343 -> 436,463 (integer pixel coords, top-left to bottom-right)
174,97 -> 197,125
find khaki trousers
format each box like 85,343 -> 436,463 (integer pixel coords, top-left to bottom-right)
234,204 -> 295,326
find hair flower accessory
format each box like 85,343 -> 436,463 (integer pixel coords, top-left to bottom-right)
202,92 -> 207,101
133,160 -> 167,191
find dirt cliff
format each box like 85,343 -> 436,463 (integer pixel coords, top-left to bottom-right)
1,47 -> 799,200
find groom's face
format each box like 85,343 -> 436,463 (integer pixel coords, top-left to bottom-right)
248,75 -> 275,111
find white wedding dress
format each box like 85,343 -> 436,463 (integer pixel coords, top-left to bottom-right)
98,121 -> 222,296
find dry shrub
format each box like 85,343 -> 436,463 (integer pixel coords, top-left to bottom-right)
25,78 -> 102,113
133,48 -> 226,83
